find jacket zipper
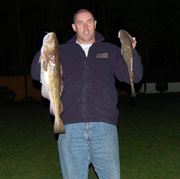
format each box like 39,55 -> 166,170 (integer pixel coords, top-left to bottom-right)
79,50 -> 88,122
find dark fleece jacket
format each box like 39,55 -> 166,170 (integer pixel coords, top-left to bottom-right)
31,31 -> 143,125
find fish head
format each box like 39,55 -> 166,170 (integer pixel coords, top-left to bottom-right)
41,32 -> 59,61
118,30 -> 124,40
118,29 -> 135,44
118,30 -> 130,47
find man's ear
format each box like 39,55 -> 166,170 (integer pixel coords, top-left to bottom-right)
95,20 -> 97,29
72,24 -> 76,32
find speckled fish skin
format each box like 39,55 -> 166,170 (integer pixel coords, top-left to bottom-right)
118,29 -> 136,97
39,32 -> 65,134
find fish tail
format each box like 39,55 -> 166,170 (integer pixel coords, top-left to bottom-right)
54,116 -> 65,134
130,83 -> 136,97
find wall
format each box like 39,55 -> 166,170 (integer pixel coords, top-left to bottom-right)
0,75 -> 41,101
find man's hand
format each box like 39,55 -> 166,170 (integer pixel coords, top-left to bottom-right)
132,40 -> 137,49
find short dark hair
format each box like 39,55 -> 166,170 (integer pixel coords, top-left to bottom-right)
73,9 -> 95,23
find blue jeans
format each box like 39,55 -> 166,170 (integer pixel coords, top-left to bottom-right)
57,122 -> 120,179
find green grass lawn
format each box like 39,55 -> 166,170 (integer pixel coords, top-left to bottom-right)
118,93 -> 180,179
0,93 -> 180,179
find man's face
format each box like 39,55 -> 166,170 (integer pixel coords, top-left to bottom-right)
72,11 -> 97,44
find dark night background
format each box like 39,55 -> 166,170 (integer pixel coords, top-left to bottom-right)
0,0 -> 180,83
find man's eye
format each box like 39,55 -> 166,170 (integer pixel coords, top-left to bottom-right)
87,20 -> 93,24
77,21 -> 83,25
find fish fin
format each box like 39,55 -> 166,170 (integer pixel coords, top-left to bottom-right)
49,102 -> 63,116
60,64 -> 63,77
59,100 -> 64,115
39,56 -> 42,64
49,104 -> 54,115
60,84 -> 64,97
130,57 -> 133,72
41,86 -> 50,100
54,116 -> 65,134
130,83 -> 136,97
39,55 -> 48,71
42,60 -> 48,71
121,48 -> 124,56
49,102 -> 65,133
131,90 -> 136,98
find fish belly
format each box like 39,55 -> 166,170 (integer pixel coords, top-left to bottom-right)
41,68 -> 65,134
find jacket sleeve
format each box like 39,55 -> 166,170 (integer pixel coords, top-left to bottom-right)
30,51 -> 41,81
112,48 -> 143,84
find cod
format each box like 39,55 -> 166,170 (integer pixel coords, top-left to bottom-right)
118,29 -> 136,97
39,32 -> 65,134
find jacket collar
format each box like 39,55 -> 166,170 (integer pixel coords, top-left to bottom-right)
66,31 -> 104,45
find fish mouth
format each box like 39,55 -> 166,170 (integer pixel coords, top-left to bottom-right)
118,31 -> 121,38
43,32 -> 56,43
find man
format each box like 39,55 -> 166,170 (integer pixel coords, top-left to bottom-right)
31,9 -> 143,179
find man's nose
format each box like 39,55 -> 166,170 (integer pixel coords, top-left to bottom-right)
84,23 -> 88,29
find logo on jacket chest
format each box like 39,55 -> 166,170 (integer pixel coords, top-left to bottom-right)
96,53 -> 109,59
